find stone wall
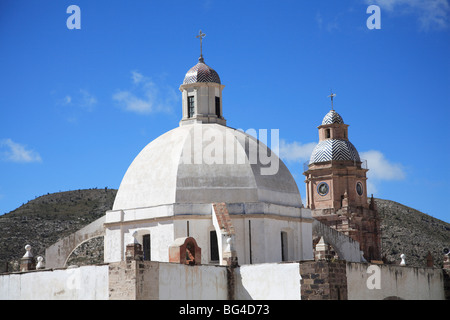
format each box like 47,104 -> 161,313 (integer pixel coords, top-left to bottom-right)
109,261 -> 159,300
300,260 -> 348,300
109,260 -> 228,300
0,260 -> 446,300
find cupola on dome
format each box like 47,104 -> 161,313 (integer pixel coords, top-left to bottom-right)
183,58 -> 221,85
310,139 -> 360,163
322,110 -> 344,125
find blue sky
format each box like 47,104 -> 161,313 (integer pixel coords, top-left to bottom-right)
0,0 -> 449,223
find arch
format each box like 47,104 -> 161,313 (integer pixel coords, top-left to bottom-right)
64,235 -> 104,267
45,216 -> 106,268
168,237 -> 202,265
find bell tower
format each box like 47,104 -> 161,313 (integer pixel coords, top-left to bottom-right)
304,92 -> 381,262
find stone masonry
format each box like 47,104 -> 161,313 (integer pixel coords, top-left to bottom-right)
300,260 -> 348,300
109,261 -> 159,300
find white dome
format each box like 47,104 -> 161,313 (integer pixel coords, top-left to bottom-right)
113,124 -> 302,210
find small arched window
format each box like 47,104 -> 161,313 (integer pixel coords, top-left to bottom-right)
325,128 -> 331,139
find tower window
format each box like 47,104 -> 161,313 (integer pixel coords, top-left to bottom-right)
215,96 -> 221,117
188,96 -> 195,118
325,128 -> 331,139
210,230 -> 219,262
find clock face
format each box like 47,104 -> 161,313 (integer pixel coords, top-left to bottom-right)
356,182 -> 363,196
317,182 -> 329,196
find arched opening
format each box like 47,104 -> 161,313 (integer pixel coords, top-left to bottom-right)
65,236 -> 104,267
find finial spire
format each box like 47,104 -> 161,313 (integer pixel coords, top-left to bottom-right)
328,90 -> 336,110
196,30 -> 206,63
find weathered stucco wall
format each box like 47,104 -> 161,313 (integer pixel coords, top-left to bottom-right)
0,265 -> 109,300
236,263 -> 301,300
158,263 -> 228,299
346,262 -> 445,300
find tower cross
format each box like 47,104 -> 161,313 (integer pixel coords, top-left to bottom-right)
328,90 -> 336,110
196,30 -> 206,61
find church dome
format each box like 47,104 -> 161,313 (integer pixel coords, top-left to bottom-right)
322,110 -> 344,125
183,58 -> 221,85
309,139 -> 360,163
113,123 -> 302,210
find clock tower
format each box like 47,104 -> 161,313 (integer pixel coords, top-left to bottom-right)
304,94 -> 381,262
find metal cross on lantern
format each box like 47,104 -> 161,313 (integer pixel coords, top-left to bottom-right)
196,30 -> 206,62
328,90 -> 336,110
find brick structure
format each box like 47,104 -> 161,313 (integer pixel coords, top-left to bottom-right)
126,243 -> 144,262
213,202 -> 235,235
300,260 -> 348,300
109,261 -> 159,300
212,202 -> 238,267
168,237 -> 202,265
304,107 -> 381,262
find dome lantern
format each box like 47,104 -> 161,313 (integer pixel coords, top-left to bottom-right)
179,30 -> 226,126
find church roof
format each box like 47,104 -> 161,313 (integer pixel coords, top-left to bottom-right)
322,110 -> 344,125
113,123 -> 302,210
183,58 -> 221,85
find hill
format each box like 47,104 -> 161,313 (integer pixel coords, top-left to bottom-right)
0,188 -> 116,272
0,190 -> 448,271
376,198 -> 449,268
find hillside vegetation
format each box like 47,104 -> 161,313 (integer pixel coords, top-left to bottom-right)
376,198 -> 449,268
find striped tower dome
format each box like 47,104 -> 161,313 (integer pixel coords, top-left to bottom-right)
310,109 -> 361,164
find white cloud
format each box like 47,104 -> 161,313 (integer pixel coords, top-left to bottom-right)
63,95 -> 72,104
57,89 -> 97,111
279,139 -> 317,163
0,139 -> 42,163
131,71 -> 144,84
113,71 -> 177,115
366,0 -> 450,30
79,89 -> 97,110
360,150 -> 405,181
